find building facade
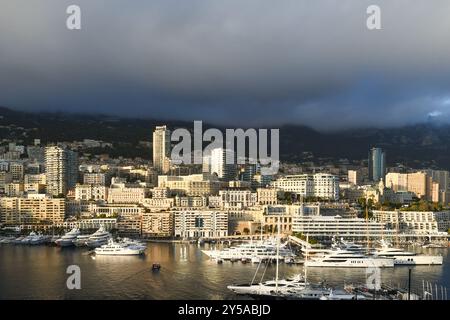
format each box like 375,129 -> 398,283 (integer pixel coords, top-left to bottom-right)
45,146 -> 78,196
368,147 -> 386,183
153,125 -> 171,173
174,210 -> 228,238
272,173 -> 339,200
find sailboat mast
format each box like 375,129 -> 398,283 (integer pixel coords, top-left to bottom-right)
365,200 -> 370,252
275,217 -> 280,293
305,234 -> 309,285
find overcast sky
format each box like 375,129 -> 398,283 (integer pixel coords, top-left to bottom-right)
1,0 -> 450,130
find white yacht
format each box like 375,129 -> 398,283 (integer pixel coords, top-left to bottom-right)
29,233 -> 48,245
55,228 -> 81,247
73,234 -> 91,247
305,248 -> 394,268
118,238 -> 147,250
85,226 -> 111,248
228,275 -> 308,296
375,240 -> 443,266
202,238 -> 296,262
21,232 -> 38,245
94,238 -> 146,256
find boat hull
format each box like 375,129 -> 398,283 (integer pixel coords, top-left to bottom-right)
56,240 -> 75,247
95,250 -> 145,256
305,258 -> 394,268
392,256 -> 443,266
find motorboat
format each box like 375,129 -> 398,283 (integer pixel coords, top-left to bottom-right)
228,274 -> 309,296
86,226 -> 111,248
375,240 -> 443,265
94,238 -> 146,256
55,228 -> 81,247
305,248 -> 394,268
29,233 -> 49,245
73,234 -> 91,247
202,238 -> 296,262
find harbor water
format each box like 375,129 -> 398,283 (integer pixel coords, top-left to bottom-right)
0,243 -> 449,300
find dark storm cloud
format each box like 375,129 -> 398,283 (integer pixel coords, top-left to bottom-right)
1,0 -> 450,130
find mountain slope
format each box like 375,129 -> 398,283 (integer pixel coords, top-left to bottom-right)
1,107 -> 449,169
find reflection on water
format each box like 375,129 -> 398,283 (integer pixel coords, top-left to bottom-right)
0,243 -> 448,300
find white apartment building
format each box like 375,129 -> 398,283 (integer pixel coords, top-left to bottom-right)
152,187 -> 170,199
158,174 -> 221,197
174,196 -> 208,208
272,173 -> 339,200
208,196 -> 221,208
272,175 -> 313,195
141,198 -> 174,211
174,210 -> 228,238
218,189 -> 258,209
257,188 -> 278,205
292,215 -> 391,239
75,184 -> 108,201
313,174 -> 340,200
372,210 -> 440,235
92,204 -> 144,218
107,186 -> 146,204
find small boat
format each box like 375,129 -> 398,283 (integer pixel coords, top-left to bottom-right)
29,234 -> 48,245
12,236 -> 25,244
152,264 -> 161,271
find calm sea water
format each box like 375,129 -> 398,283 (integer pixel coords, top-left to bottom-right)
0,243 -> 449,300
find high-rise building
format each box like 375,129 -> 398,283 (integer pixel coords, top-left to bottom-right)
406,171 -> 427,199
385,172 -> 408,192
206,148 -> 236,181
45,146 -> 78,196
152,125 -> 171,173
368,147 -> 386,182
348,169 -> 364,186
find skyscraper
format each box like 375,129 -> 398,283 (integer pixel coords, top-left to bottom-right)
368,147 -> 386,183
206,148 -> 236,181
45,146 -> 78,196
153,125 -> 171,173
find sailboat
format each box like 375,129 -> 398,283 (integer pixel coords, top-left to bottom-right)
227,219 -> 309,298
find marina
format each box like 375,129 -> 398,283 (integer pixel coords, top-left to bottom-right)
0,238 -> 448,300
